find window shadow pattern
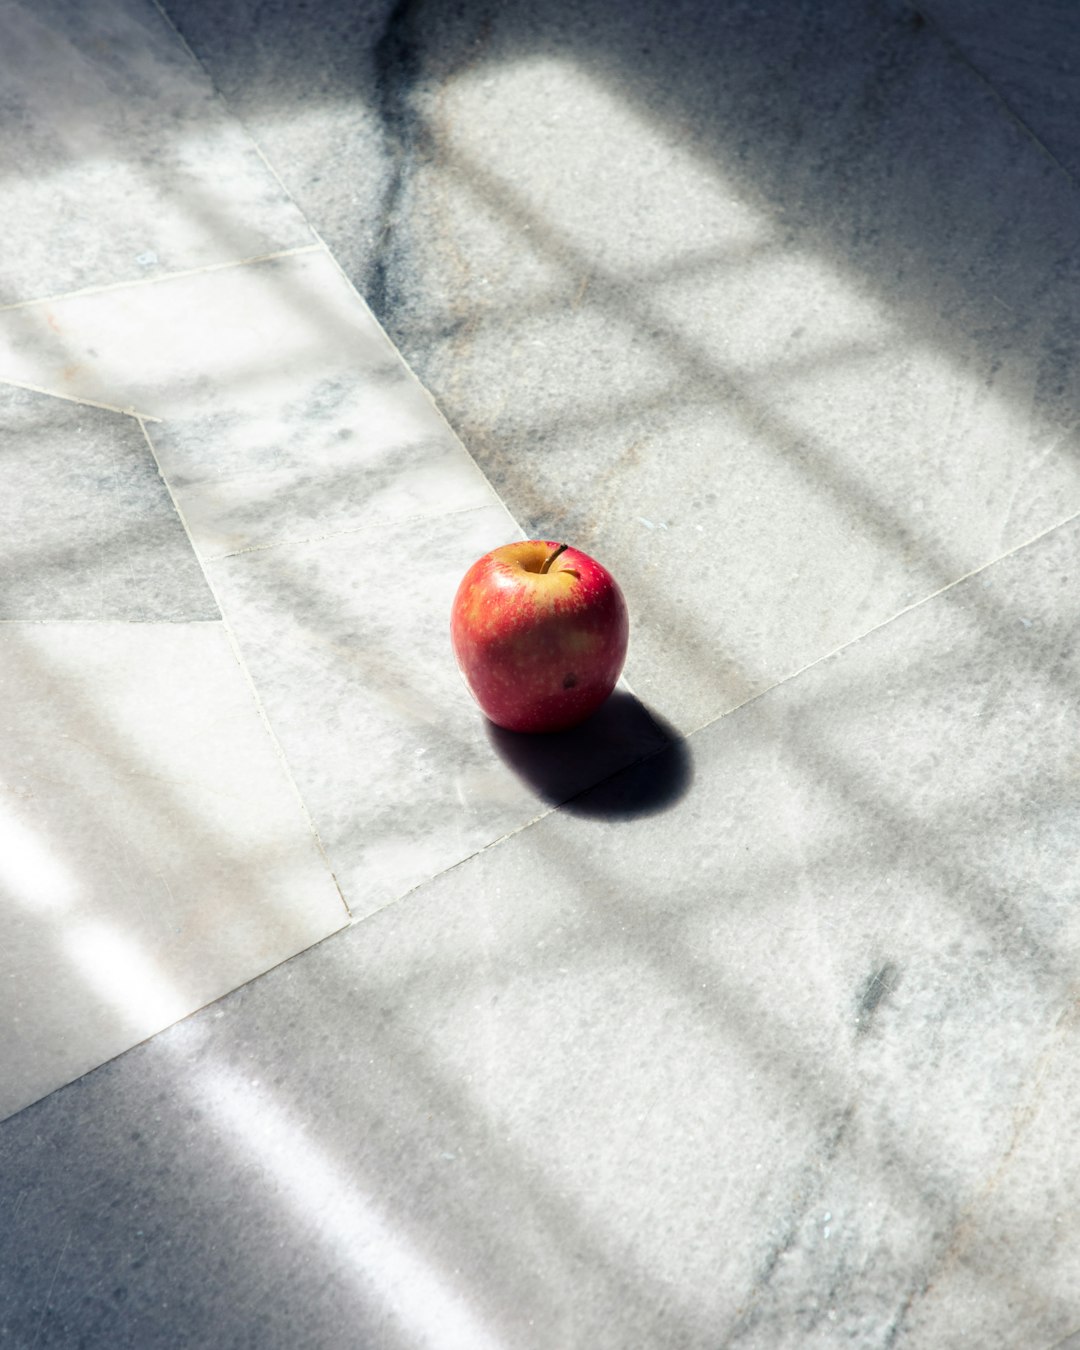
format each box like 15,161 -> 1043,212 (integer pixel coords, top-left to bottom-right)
2,0 -> 1080,1347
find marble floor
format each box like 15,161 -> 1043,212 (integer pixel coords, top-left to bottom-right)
1,0 -> 1079,1345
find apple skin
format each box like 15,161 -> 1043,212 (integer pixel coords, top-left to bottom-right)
451,540 -> 629,733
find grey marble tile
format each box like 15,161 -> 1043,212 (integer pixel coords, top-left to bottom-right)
0,251 -> 500,558
920,0 -> 1080,181
166,0 -> 1080,733
160,0 -> 399,299
0,621 -> 347,1122
0,384 -> 217,620
206,504 -> 674,919
899,1031 -> 1080,1347
214,509 -> 1077,1349
379,2 -> 1080,736
2,489 -> 1078,1347
0,226 -> 670,919
0,0 -> 313,306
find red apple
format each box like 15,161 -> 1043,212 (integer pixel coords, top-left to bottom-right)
450,540 -> 629,733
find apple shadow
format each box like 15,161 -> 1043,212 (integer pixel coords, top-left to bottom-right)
486,688 -> 692,818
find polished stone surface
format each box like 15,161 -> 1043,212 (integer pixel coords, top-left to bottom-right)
0,621 -> 346,1122
206,505 -> 673,916
0,385 -> 217,620
0,249 -> 671,918
0,0 -> 312,306
922,0 -> 1080,181
152,0 -> 398,299
3,514 -> 1080,1346
368,0 -> 1080,734
0,250 -> 500,557
4,0 -> 1080,1343
0,0 -> 670,1113
163,0 -> 1080,734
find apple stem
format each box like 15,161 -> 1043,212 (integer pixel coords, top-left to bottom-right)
540,543 -> 569,574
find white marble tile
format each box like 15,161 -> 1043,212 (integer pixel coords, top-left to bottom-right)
0,0 -> 313,306
206,505 -> 673,918
901,1025 -> 1080,1346
0,251 -> 500,557
317,0 -> 1080,734
3,510 -> 1079,1345
0,383 -> 217,619
160,0 -> 399,297
1,0 -> 1077,1342
0,225 -> 669,925
0,621 -> 347,1121
202,508 -> 1076,1347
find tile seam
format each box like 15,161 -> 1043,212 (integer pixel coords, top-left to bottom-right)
683,505 -> 1080,741
0,246 -> 323,314
135,416 -> 352,921
345,725 -> 685,927
311,220 -> 536,552
345,507 -> 1080,924
0,377 -> 161,423
144,0 -> 537,605
912,3 -> 1080,192
147,0 -> 201,65
346,807 -> 559,927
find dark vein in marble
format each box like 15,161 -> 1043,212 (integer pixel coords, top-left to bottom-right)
856,961 -> 902,1036
882,991 -> 1080,1347
368,0 -> 422,318
881,1276 -> 932,1350
720,1105 -> 856,1346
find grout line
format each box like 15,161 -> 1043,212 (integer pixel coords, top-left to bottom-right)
911,3 -> 1080,193
250,139 -> 315,213
147,0 -> 200,65
347,504 -> 1080,927
348,805 -> 561,928
135,416 -> 352,921
344,714 -> 685,928
313,224 -> 537,543
0,377 -> 162,423
136,0 -> 537,606
0,246 -> 322,314
683,505 -> 1080,741
14,0 -> 539,935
